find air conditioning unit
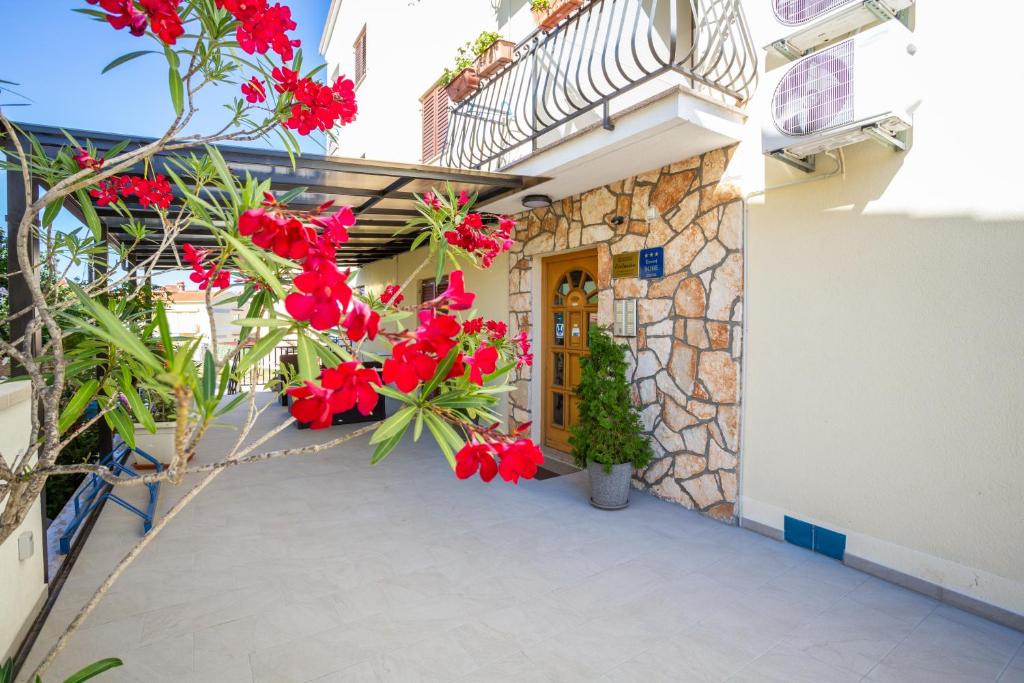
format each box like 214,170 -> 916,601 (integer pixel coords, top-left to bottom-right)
761,0 -> 914,59
762,20 -> 916,170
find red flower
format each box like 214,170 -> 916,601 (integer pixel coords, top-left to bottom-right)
74,148 -> 104,171
285,261 -> 352,331
462,317 -> 483,335
281,75 -> 358,136
382,341 -> 436,393
514,330 -> 533,369
238,208 -> 316,259
455,442 -> 498,482
311,206 -> 355,245
241,76 -> 267,103
233,1 -> 300,61
287,362 -> 381,428
485,320 -> 507,340
89,180 -> 120,206
341,300 -> 380,342
380,284 -> 404,305
129,174 -> 173,209
422,192 -> 442,210
139,0 -> 185,44
466,344 -> 498,385
436,270 -> 475,311
271,66 -> 299,93
457,190 -> 470,207
182,243 -> 230,290
415,309 -> 462,358
88,0 -> 147,36
496,439 -> 544,483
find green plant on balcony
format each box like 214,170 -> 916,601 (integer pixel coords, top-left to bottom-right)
439,45 -> 476,87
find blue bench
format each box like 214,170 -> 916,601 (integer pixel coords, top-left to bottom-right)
59,443 -> 163,554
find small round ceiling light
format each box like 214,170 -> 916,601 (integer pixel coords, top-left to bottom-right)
522,194 -> 553,209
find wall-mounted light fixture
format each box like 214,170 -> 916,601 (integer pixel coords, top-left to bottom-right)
611,215 -> 626,226
522,194 -> 553,209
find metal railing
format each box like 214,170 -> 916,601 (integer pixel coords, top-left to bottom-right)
230,344 -> 296,393
441,0 -> 758,171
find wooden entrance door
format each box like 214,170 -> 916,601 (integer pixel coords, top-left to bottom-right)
543,250 -> 599,452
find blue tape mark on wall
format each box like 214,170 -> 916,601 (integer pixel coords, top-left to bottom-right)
784,516 -> 814,550
783,515 -> 847,560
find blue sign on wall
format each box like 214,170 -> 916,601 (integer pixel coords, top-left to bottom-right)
639,247 -> 664,279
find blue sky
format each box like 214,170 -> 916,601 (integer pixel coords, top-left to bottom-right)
1,1 -> 333,285
0,0 -> 332,149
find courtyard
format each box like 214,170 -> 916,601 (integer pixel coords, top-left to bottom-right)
23,396 -> 1024,683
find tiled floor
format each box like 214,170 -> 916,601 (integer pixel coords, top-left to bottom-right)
25,396 -> 1024,682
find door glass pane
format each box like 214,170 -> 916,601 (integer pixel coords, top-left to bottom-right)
557,277 -> 571,300
553,312 -> 564,346
552,392 -> 564,427
583,274 -> 596,294
570,270 -> 583,288
553,352 -> 565,386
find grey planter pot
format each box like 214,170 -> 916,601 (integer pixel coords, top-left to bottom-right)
588,461 -> 634,510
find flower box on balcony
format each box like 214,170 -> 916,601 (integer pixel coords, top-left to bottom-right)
475,39 -> 515,79
445,67 -> 481,103
532,0 -> 583,32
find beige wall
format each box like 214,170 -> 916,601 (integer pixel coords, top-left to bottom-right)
0,381 -> 47,659
352,249 -> 511,420
738,2 -> 1024,616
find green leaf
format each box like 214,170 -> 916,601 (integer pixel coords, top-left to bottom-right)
235,327 -> 289,376
202,350 -> 216,401
102,50 -> 156,74
58,379 -> 100,434
63,658 -> 124,683
373,384 -> 416,404
105,405 -> 136,449
274,186 -> 308,205
421,346 -> 460,397
371,429 -> 405,466
214,392 -> 249,418
121,382 -> 157,434
229,317 -> 292,328
74,189 -> 104,241
64,287 -> 162,373
155,302 -> 174,363
205,145 -> 239,203
41,197 -> 64,228
423,412 -> 459,469
413,409 -> 424,441
168,68 -> 184,116
369,405 -> 415,447
220,230 -> 285,298
296,334 -> 317,382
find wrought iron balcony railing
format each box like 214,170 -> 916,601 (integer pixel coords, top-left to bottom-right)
441,0 -> 758,171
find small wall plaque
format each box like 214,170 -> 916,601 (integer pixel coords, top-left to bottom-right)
613,299 -> 638,337
612,251 -> 639,279
639,247 -> 664,279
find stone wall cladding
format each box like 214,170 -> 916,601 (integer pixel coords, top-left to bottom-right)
507,146 -> 744,523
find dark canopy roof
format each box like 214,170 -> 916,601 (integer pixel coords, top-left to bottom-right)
12,122 -> 541,269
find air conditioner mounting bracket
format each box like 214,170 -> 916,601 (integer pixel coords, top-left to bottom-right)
771,151 -> 816,173
862,123 -> 907,151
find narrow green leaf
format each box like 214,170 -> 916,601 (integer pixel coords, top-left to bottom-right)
63,658 -> 124,683
202,350 -> 216,401
214,392 -> 249,418
373,384 -> 416,404
41,197 -> 64,227
422,346 -> 460,397
220,230 -> 285,297
67,283 -> 162,371
423,412 -> 458,469
168,67 -> 184,116
274,186 -> 308,205
369,405 -> 415,446
102,50 -> 156,74
155,302 -> 173,363
296,334 -> 317,382
58,379 -> 100,434
74,189 -> 104,241
371,429 -> 405,465
235,328 -> 289,376
121,383 -> 157,434
105,405 -> 136,449
229,317 -> 293,328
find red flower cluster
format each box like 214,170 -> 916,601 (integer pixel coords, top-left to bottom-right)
466,344 -> 498,384
239,207 -> 317,259
514,331 -> 533,369
273,68 -> 358,135
287,362 -> 381,429
382,310 -> 464,393
215,0 -> 300,61
87,0 -> 184,44
74,149 -> 104,171
89,174 -> 173,209
241,76 -> 267,103
444,212 -> 516,268
455,438 -> 544,484
461,318 -> 507,341
182,243 -> 230,290
423,270 -> 475,311
380,284 -> 404,305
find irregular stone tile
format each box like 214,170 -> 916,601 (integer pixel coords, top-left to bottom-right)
674,276 -> 707,317
690,239 -> 728,274
651,170 -> 697,214
581,186 -> 617,225
662,396 -> 698,431
683,473 -> 723,509
698,351 -> 739,403
668,342 -> 698,394
639,298 -> 672,324
719,201 -> 742,250
665,223 -> 705,272
674,453 -> 706,479
707,253 -> 743,321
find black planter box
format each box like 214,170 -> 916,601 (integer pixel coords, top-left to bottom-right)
285,360 -> 387,429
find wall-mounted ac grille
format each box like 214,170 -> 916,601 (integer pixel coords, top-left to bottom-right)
772,40 -> 854,136
773,0 -> 852,26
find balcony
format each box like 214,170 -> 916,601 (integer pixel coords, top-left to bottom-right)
442,0 -> 758,185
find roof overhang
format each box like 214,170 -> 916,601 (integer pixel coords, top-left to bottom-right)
10,122 -> 543,269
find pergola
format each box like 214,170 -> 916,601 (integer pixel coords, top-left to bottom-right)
4,122 -> 541,366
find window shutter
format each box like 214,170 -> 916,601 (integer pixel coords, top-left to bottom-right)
420,86 -> 450,163
354,27 -> 367,84
421,89 -> 437,162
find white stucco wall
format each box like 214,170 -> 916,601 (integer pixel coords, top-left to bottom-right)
0,381 -> 47,659
737,3 -> 1024,616
320,0 -> 499,162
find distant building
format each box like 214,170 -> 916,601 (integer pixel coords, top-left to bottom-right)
158,282 -> 245,359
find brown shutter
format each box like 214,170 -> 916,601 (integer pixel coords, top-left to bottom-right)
354,27 -> 367,84
434,86 -> 450,162
421,88 -> 437,162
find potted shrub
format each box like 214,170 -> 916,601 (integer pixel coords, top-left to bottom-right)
531,0 -> 583,32
473,31 -> 515,79
441,46 -> 480,103
569,327 -> 652,509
